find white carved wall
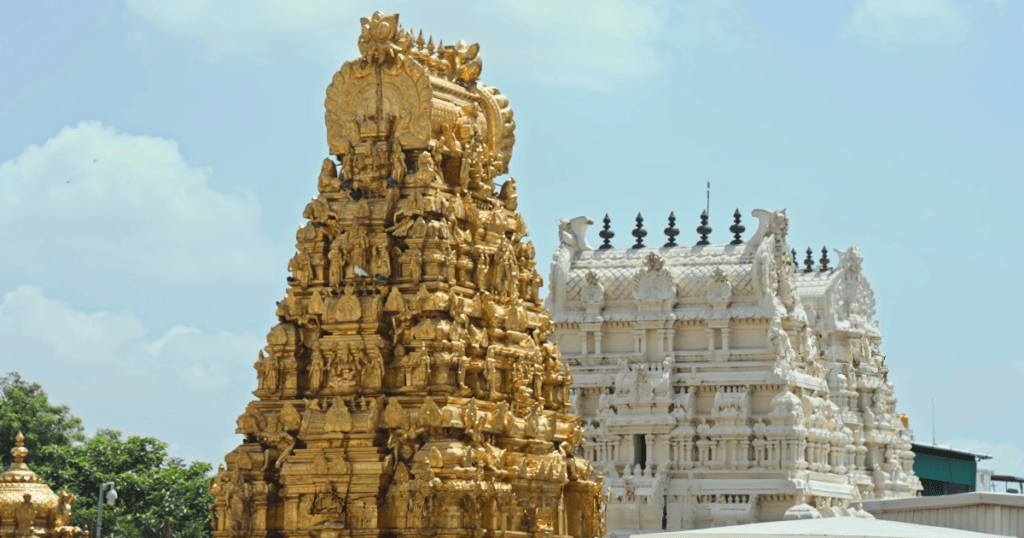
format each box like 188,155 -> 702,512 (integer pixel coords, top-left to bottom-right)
547,210 -> 921,535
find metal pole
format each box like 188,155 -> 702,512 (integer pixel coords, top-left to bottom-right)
96,482 -> 114,538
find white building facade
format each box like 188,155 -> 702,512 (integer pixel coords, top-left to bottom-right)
546,210 -> 921,535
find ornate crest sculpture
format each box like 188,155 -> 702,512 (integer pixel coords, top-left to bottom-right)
209,12 -> 602,538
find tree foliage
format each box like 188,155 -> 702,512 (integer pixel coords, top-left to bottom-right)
35,431 -> 214,538
0,373 -> 214,538
0,372 -> 85,469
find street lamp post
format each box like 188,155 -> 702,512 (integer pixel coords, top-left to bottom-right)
96,482 -> 117,538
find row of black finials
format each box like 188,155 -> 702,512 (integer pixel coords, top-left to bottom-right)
601,210 -> 834,272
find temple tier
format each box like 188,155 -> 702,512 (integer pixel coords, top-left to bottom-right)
209,12 -> 603,538
548,210 -> 920,535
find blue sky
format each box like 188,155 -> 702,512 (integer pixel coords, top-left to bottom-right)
1,0 -> 1022,479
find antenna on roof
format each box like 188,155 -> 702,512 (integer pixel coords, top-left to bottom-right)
932,397 -> 936,445
706,181 -> 711,218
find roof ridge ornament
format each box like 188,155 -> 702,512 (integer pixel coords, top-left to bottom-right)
2,431 -> 38,481
632,213 -> 646,249
729,208 -> 745,245
664,212 -> 679,247
696,210 -> 712,246
599,214 -> 614,250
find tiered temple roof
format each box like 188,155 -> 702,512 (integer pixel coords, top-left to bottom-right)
547,210 -> 920,535
209,12 -> 601,538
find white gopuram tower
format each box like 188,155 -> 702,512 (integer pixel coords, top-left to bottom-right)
546,210 -> 921,536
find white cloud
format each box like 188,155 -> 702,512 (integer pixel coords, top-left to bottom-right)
123,0 -> 735,91
844,0 -> 969,42
0,121 -> 275,286
0,284 -> 262,467
0,285 -> 145,367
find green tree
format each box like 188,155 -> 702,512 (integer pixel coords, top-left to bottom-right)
0,373 -> 214,538
35,430 -> 214,538
0,372 -> 85,469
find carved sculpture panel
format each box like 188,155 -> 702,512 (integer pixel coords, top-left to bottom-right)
211,12 -> 601,538
547,209 -> 920,535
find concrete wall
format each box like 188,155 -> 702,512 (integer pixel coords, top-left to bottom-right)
862,492 -> 1024,537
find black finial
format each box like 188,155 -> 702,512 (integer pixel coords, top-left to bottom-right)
696,210 -> 712,246
819,246 -> 830,271
599,214 -> 614,250
804,247 -> 815,273
632,213 -> 647,248
729,208 -> 745,245
664,212 -> 679,247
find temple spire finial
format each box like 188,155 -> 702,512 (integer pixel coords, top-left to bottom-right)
11,431 -> 27,464
729,208 -> 745,245
632,213 -> 647,248
664,212 -> 679,247
599,214 -> 614,250
696,210 -> 711,246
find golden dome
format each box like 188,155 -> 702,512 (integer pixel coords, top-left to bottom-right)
0,432 -> 61,530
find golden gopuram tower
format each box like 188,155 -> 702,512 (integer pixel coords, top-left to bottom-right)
209,12 -> 604,538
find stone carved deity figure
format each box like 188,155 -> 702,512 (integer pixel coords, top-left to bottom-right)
338,285 -> 362,322
407,247 -> 423,282
328,241 -> 345,287
390,143 -> 407,184
309,343 -> 325,390
363,347 -> 384,390
16,494 -> 35,533
372,243 -> 391,278
499,177 -> 518,210
259,350 -> 279,390
325,397 -> 354,433
299,251 -> 313,289
407,151 -> 439,187
318,158 -> 341,193
341,142 -> 355,181
348,228 -> 370,277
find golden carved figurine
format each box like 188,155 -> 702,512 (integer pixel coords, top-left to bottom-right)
318,158 -> 341,193
212,11 -> 601,538
390,142 -> 407,184
16,493 -> 36,535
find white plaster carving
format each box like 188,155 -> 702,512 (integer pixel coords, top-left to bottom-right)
581,270 -> 606,304
632,253 -> 676,303
548,210 -> 921,536
558,216 -> 595,255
